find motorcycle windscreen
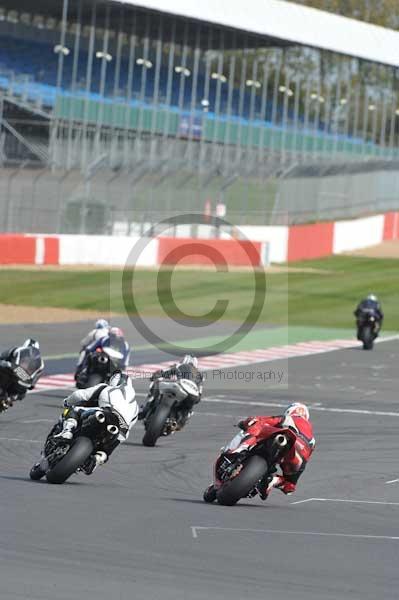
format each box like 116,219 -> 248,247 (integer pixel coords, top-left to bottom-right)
360,308 -> 377,316
16,347 -> 43,377
223,430 -> 249,453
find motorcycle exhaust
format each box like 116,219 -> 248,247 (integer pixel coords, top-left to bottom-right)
274,433 -> 288,448
164,419 -> 178,435
107,424 -> 119,435
95,411 -> 106,423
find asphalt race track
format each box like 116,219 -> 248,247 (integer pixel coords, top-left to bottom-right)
1,325 -> 399,600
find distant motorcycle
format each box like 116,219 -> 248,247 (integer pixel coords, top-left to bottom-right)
77,342 -> 126,388
0,345 -> 43,413
142,378 -> 200,447
203,423 -> 299,506
356,308 -> 380,350
30,407 -> 121,484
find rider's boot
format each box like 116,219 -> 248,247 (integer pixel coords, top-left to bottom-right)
203,484 -> 217,503
82,451 -> 108,475
53,418 -> 78,441
258,475 -> 283,501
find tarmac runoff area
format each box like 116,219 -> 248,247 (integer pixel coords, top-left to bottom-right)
1,325 -> 399,599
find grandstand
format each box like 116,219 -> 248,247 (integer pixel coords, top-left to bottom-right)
1,0 -> 399,232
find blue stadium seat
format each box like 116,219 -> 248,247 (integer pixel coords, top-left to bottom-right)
0,34 -> 281,121
0,32 -> 364,145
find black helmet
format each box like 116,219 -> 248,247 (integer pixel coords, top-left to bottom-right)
22,338 -> 40,350
109,370 -> 128,387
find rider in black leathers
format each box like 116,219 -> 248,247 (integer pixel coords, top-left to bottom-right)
0,339 -> 42,401
354,294 -> 384,339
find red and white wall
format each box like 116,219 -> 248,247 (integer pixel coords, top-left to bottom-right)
2,210 -> 399,267
237,211 -> 399,263
0,234 -> 59,265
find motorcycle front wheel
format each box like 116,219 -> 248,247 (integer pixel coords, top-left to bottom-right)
142,404 -> 171,447
362,325 -> 374,350
46,436 -> 94,484
216,455 -> 268,506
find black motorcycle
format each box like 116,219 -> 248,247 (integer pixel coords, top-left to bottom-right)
76,339 -> 126,388
357,308 -> 380,350
0,345 -> 44,412
142,378 -> 200,447
30,408 -> 120,484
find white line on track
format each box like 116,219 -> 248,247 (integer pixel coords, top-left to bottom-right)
385,479 -> 399,485
31,387 -> 148,397
190,526 -> 399,542
29,334 -> 399,396
375,334 -> 399,344
291,497 -> 399,506
27,390 -> 399,419
21,419 -> 54,424
197,411 -> 237,418
0,437 -> 41,443
30,386 -> 74,394
203,397 -> 399,417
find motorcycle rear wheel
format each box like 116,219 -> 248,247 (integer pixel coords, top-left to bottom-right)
46,436 -> 94,484
216,455 -> 268,506
142,404 -> 171,447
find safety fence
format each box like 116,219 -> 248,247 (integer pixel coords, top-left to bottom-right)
2,155 -> 399,234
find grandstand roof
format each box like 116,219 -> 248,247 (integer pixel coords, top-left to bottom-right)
112,0 -> 399,67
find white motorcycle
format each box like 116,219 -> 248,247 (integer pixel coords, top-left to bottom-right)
142,377 -> 200,447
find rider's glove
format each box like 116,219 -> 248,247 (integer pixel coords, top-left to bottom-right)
0,360 -> 12,369
150,369 -> 163,382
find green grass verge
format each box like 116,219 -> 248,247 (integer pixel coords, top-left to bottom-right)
1,255 -> 398,331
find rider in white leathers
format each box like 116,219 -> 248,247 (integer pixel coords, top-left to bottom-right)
51,371 -> 138,474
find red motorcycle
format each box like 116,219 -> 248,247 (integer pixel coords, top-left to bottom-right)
203,422 -> 299,506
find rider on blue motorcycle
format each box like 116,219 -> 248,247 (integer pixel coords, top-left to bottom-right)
354,294 -> 384,339
75,320 -> 130,385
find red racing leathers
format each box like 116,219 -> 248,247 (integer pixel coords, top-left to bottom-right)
240,415 -> 315,495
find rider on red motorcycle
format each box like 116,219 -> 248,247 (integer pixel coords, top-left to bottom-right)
237,402 -> 315,498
